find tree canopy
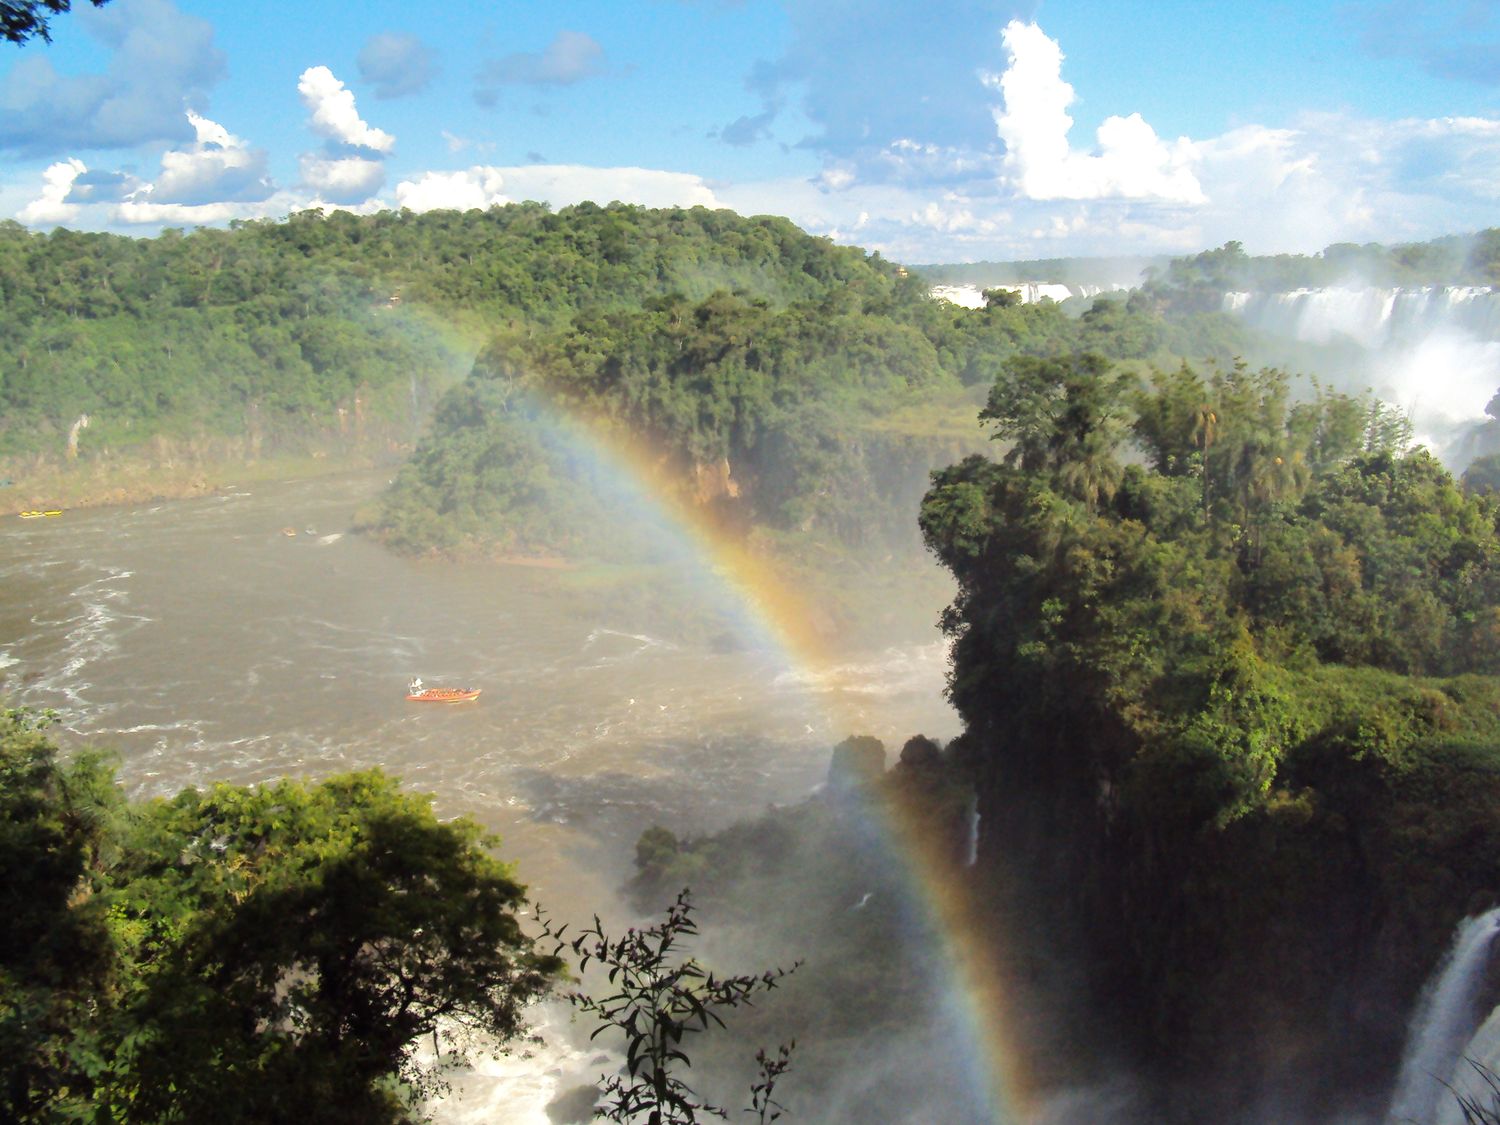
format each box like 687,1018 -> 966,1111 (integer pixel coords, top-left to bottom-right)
0,711 -> 560,1124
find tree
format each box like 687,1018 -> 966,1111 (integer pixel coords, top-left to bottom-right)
2,0 -> 110,45
110,772 -> 562,1123
978,352 -> 1129,510
543,890 -> 797,1124
0,722 -> 562,1124
0,708 -> 120,1121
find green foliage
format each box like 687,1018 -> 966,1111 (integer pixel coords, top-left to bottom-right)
0,205 -> 897,464
543,891 -> 797,1124
920,348 -> 1500,1111
374,222 -> 1245,559
0,718 -> 559,1124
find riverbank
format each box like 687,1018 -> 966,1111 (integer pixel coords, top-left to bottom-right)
0,450 -> 398,517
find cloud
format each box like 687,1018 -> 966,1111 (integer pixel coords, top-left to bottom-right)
298,66 -> 395,153
719,108 -> 778,148
299,154 -> 386,205
113,199 -> 273,225
17,159 -> 86,225
491,165 -> 722,209
146,111 -> 273,205
393,164 -> 722,213
395,167 -> 509,212
357,32 -> 439,99
988,21 -> 1205,204
65,168 -> 142,204
0,0 -> 224,156
476,30 -> 607,102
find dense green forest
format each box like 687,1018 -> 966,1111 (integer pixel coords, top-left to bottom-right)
0,708 -> 559,1124
0,205 -> 943,466
916,354 -> 1500,1118
373,217 -> 1246,558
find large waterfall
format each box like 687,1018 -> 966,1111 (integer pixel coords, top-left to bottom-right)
931,281 -> 1128,309
1224,288 -> 1500,351
1387,908 -> 1500,1124
1224,287 -> 1500,460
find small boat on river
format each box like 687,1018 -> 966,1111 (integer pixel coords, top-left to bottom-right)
406,677 -> 480,703
18,510 -> 63,519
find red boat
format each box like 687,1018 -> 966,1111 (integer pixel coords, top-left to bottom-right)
406,678 -> 480,703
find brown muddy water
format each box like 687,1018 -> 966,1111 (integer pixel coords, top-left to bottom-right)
0,470 -> 961,1121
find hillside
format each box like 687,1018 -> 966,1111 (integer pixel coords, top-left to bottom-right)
0,205 -> 918,475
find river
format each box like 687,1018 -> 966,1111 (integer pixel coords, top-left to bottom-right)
0,469 -> 960,1118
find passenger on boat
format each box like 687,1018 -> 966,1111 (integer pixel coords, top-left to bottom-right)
409,676 -> 424,694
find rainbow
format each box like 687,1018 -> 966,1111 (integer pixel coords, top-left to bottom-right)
505,389 -> 1036,1122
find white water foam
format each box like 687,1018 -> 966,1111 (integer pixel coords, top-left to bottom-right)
421,1003 -> 614,1125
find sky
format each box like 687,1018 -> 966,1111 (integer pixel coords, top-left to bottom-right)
1,0 -> 1498,263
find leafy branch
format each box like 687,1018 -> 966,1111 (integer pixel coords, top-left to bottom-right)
542,889 -> 799,1124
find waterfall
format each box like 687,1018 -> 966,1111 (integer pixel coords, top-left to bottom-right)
1388,908 -> 1500,1124
964,795 -> 979,868
1222,287 -> 1500,350
1222,286 -> 1500,464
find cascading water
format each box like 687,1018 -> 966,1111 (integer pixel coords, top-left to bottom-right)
1387,908 -> 1500,1124
1222,286 -> 1500,464
964,794 -> 979,867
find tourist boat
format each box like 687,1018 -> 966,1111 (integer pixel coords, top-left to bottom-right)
18,510 -> 62,519
405,682 -> 481,703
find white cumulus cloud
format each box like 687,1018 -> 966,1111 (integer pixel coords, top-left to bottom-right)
298,66 -> 395,153
17,159 -> 86,226
495,165 -> 722,210
395,167 -> 509,212
147,110 -> 273,205
988,20 -> 1205,204
299,154 -> 386,205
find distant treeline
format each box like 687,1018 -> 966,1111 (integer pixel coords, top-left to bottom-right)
915,230 -> 1500,303
913,254 -> 1165,289
1145,231 -> 1500,313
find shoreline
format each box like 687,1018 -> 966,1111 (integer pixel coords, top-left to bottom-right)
0,451 -> 393,518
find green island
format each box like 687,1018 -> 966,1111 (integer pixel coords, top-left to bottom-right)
5,208 -> 1500,1123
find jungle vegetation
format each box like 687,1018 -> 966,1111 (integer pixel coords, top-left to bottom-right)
918,353 -> 1500,1118
0,708 -> 560,1124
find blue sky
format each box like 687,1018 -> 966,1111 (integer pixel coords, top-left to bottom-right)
2,0 -> 1497,261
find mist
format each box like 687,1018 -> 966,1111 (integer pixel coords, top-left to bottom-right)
1223,284 -> 1500,467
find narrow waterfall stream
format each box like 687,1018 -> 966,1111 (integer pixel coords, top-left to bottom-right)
1388,909 -> 1500,1123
